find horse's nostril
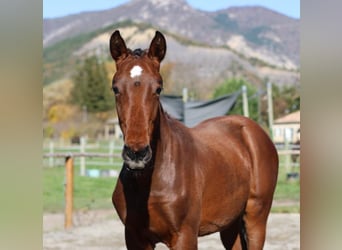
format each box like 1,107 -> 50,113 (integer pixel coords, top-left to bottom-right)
123,145 -> 151,161
123,145 -> 136,161
136,146 -> 150,160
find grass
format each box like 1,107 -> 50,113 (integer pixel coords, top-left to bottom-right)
43,164 -> 119,212
271,204 -> 300,213
271,155 -> 300,213
43,166 -> 65,212
43,148 -> 300,213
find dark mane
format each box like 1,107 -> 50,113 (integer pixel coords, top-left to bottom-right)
129,48 -> 146,57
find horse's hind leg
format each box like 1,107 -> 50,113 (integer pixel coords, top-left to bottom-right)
220,217 -> 246,250
242,198 -> 272,250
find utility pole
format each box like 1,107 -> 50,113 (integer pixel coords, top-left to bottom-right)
267,82 -> 274,139
242,85 -> 249,117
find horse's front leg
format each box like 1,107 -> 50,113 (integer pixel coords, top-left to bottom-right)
125,227 -> 154,250
169,225 -> 198,250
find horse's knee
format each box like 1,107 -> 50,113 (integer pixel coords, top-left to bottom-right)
125,228 -> 154,250
170,226 -> 198,250
170,237 -> 198,250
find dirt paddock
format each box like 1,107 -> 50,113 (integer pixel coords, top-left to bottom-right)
43,209 -> 299,250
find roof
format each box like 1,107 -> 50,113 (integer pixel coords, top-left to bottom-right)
274,110 -> 300,124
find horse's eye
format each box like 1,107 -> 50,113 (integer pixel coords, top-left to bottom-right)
156,87 -> 162,95
113,86 -> 119,95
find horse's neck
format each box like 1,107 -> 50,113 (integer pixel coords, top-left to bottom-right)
154,104 -> 172,149
153,104 -> 186,162
148,104 -> 196,192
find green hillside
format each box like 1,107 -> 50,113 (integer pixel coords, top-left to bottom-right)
44,21 -> 149,85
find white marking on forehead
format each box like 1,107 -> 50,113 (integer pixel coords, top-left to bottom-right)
130,65 -> 143,78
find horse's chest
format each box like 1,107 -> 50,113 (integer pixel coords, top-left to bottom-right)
118,187 -> 185,234
146,195 -> 188,236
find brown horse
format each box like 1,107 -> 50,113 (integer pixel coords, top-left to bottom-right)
109,30 -> 278,250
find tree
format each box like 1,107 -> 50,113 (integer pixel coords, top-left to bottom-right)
70,56 -> 114,113
212,78 -> 259,121
160,62 -> 176,94
272,84 -> 300,119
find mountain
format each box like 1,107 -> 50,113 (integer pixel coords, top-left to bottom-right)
43,21 -> 299,95
43,0 -> 299,70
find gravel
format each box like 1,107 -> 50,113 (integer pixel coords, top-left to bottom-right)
43,210 -> 299,250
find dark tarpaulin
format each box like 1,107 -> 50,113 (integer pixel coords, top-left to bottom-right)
184,91 -> 240,127
160,91 -> 240,127
159,95 -> 184,121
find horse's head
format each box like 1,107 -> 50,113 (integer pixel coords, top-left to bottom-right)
109,30 -> 166,170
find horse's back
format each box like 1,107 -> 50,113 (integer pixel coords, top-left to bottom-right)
194,114 -> 278,171
192,114 -> 278,206
193,115 -> 278,167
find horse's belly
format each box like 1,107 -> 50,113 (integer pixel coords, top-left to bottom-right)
198,180 -> 250,236
198,200 -> 246,236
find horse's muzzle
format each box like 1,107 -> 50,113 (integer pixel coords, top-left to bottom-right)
122,145 -> 152,170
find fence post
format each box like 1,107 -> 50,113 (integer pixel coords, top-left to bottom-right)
49,140 -> 54,167
80,137 -> 86,176
65,156 -> 73,229
284,138 -> 291,173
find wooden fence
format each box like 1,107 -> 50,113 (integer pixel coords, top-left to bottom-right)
43,146 -> 300,229
43,138 -> 124,175
43,138 -> 300,170
43,152 -> 122,229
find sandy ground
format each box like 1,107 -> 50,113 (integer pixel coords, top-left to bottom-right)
43,209 -> 299,250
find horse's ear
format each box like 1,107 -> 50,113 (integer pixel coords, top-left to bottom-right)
148,31 -> 167,63
109,30 -> 128,63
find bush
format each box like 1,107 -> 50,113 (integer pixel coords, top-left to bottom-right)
212,78 -> 258,121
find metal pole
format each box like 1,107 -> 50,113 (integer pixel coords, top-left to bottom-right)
242,85 -> 249,117
267,82 -> 274,139
257,87 -> 262,124
64,156 -> 73,229
49,140 -> 54,167
182,88 -> 188,103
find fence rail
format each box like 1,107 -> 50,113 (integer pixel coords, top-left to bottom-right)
43,138 -> 125,172
43,151 -> 300,160
43,152 -> 122,158
277,150 -> 300,155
